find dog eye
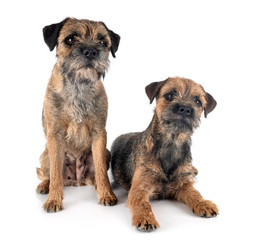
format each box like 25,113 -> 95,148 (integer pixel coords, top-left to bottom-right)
99,40 -> 108,47
97,34 -> 108,47
64,35 -> 77,46
65,37 -> 75,45
164,92 -> 173,101
195,98 -> 202,107
164,89 -> 177,101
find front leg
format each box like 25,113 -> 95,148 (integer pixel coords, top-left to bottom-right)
175,183 -> 218,217
43,132 -> 64,212
92,130 -> 117,206
127,170 -> 160,232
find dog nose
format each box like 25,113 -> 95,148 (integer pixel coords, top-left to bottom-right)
177,105 -> 193,117
82,48 -> 98,59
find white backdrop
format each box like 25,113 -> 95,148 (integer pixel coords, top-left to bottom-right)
1,0 -> 257,239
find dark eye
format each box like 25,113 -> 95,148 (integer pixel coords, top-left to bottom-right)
99,40 -> 108,47
97,34 -> 108,47
64,35 -> 77,46
164,89 -> 177,101
195,98 -> 202,107
164,92 -> 173,101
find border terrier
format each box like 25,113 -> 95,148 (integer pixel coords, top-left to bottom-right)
36,18 -> 120,212
111,77 -> 218,231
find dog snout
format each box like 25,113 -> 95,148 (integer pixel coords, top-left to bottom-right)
179,106 -> 192,116
82,47 -> 98,59
173,104 -> 193,117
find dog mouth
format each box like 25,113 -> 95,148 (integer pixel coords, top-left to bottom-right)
77,63 -> 94,71
62,48 -> 109,77
161,117 -> 198,133
168,120 -> 192,130
61,55 -> 109,83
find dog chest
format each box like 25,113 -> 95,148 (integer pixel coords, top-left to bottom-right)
66,121 -> 92,151
154,139 -> 191,178
64,81 -> 99,123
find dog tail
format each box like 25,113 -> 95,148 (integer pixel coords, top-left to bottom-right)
36,168 -> 44,180
192,166 -> 198,176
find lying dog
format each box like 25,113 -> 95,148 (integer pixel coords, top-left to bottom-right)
111,77 -> 218,231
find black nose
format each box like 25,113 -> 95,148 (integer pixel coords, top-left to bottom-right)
82,48 -> 98,59
177,105 -> 193,117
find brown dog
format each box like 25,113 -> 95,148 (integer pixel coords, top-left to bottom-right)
111,77 -> 218,231
36,18 -> 120,212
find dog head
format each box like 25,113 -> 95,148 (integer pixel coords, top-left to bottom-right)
43,18 -> 120,82
145,77 -> 217,134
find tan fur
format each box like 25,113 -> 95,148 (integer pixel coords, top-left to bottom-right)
37,18 -> 119,212
111,77 -> 218,231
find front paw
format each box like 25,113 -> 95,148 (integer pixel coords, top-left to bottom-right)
133,212 -> 160,232
99,193 -> 118,206
193,200 -> 218,217
43,199 -> 63,213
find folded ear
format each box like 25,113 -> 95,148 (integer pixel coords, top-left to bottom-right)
43,18 -> 69,51
204,92 -> 217,118
145,80 -> 166,104
101,22 -> 120,58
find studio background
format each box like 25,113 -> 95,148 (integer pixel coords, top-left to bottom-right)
1,0 -> 256,239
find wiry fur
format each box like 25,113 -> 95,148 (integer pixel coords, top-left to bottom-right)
36,18 -> 120,212
111,77 -> 218,231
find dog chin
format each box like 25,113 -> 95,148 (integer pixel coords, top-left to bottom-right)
76,67 -> 103,82
162,118 -> 195,134
62,53 -> 109,82
81,58 -> 109,79
62,61 -> 106,84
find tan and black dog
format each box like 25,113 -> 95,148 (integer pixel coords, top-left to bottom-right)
111,77 -> 218,231
36,18 -> 120,212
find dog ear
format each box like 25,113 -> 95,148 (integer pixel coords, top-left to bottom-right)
145,80 -> 166,104
101,23 -> 120,58
204,92 -> 217,118
43,18 -> 69,51
109,29 -> 120,58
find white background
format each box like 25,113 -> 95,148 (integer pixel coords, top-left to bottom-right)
1,0 -> 257,239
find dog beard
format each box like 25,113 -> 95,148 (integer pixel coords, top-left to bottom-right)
61,49 -> 110,84
161,114 -> 200,134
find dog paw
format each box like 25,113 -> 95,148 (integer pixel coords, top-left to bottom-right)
133,213 -> 160,232
36,180 -> 49,194
99,193 -> 118,206
43,199 -> 63,213
193,200 -> 218,217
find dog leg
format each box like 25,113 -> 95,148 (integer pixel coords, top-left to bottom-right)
175,183 -> 218,217
36,147 -> 50,194
92,130 -> 117,206
43,133 -> 64,212
127,170 -> 160,232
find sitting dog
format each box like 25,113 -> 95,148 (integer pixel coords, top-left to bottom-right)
36,18 -> 120,212
111,77 -> 218,231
